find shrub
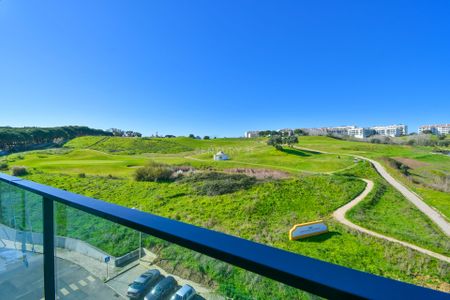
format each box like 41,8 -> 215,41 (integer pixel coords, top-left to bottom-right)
181,172 -> 257,196
11,166 -> 28,176
134,161 -> 173,182
78,173 -> 86,178
0,162 -> 8,170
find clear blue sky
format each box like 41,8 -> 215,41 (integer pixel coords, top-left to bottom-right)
1,1 -> 449,137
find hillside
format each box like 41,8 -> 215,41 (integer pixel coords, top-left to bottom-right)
65,136 -> 194,154
24,172 -> 450,296
1,135 -> 449,296
0,126 -> 111,153
296,136 -> 450,219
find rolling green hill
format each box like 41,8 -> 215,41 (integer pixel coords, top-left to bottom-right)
1,135 -> 449,295
296,136 -> 450,219
65,136 -> 194,154
25,172 -> 450,295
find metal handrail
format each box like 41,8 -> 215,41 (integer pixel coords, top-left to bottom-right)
0,173 -> 447,300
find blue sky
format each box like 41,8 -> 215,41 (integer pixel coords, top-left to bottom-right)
0,1 -> 449,137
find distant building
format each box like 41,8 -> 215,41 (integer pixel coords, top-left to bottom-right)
326,126 -> 357,136
245,131 -> 260,138
419,124 -> 450,135
213,151 -> 229,161
370,124 -> 407,137
278,128 -> 294,136
347,127 -> 373,139
302,128 -> 327,136
245,123 -> 408,139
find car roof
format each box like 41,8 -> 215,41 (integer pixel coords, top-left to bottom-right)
157,276 -> 175,287
135,270 -> 159,283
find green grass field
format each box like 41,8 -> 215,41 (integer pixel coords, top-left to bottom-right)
338,161 -> 449,256
1,135 -> 449,295
5,136 -> 357,176
297,136 -> 450,219
23,173 -> 450,294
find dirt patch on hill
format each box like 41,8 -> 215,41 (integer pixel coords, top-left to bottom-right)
223,168 -> 291,179
393,157 -> 429,169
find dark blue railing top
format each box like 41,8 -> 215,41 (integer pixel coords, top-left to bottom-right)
0,173 -> 448,300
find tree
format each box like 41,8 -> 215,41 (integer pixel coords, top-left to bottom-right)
284,135 -> 298,147
109,128 -> 125,136
294,129 -> 308,136
188,134 -> 195,139
203,136 -> 210,140
267,135 -> 283,150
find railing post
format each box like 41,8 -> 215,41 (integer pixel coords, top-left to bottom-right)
43,197 -> 55,300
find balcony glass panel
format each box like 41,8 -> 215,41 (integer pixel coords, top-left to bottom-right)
53,201 -> 316,300
0,181 -> 45,300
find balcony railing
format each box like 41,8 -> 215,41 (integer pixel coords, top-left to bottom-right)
0,172 -> 447,300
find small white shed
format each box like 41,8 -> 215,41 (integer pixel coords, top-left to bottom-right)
213,151 -> 229,161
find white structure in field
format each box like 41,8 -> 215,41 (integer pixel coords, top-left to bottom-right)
244,131 -> 260,138
213,151 -> 229,161
419,124 -> 450,135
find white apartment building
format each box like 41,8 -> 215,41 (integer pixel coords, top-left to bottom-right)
278,128 -> 294,136
246,124 -> 408,139
326,126 -> 356,136
244,131 -> 260,138
419,124 -> 450,135
347,127 -> 373,139
370,124 -> 407,137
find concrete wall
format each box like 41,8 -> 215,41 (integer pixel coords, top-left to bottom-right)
0,224 -> 137,267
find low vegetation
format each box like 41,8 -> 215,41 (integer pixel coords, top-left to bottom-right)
134,161 -> 174,182
11,166 -> 28,176
180,172 -> 257,196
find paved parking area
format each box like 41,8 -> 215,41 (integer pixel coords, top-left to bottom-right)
107,261 -> 220,300
0,248 -> 123,300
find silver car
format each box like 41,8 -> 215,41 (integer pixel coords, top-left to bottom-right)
170,284 -> 196,300
127,269 -> 161,299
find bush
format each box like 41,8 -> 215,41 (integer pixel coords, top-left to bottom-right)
78,173 -> 86,178
181,172 -> 257,196
0,162 -> 8,171
134,161 -> 173,182
11,166 -> 28,176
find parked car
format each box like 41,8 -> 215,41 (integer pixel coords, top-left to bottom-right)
170,284 -> 196,300
144,276 -> 177,300
127,269 -> 161,299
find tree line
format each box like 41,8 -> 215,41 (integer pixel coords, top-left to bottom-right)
0,126 -> 112,152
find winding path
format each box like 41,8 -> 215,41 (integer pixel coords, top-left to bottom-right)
295,146 -> 450,237
333,179 -> 450,263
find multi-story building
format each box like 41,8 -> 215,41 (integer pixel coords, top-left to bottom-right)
278,128 -> 294,136
326,126 -> 356,136
347,127 -> 374,139
418,124 -> 450,135
244,131 -> 260,138
302,128 -> 327,135
370,124 -> 407,137
245,124 -> 408,139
